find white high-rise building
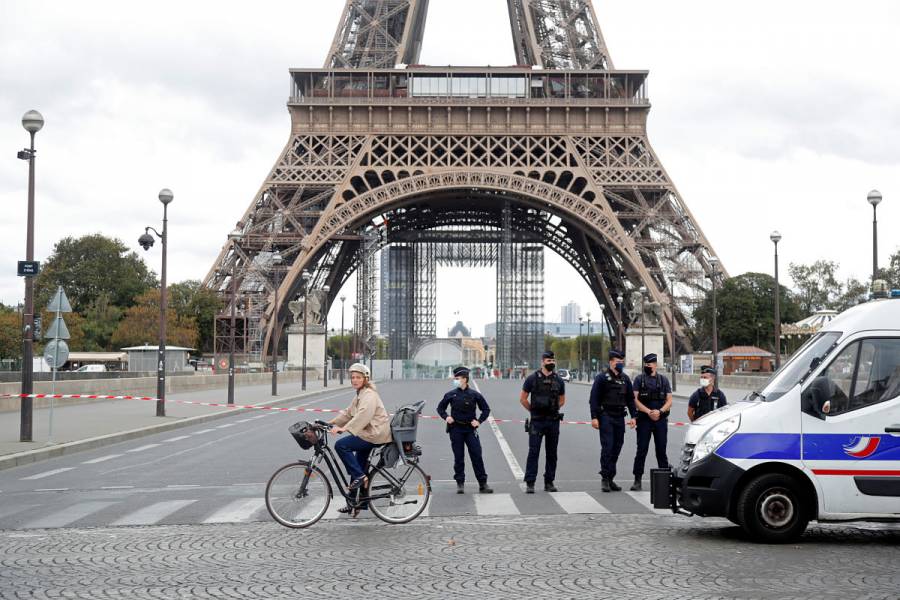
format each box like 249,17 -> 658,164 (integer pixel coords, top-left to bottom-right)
560,301 -> 581,324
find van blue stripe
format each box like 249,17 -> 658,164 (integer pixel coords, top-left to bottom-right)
714,433 -> 900,461
716,433 -> 802,460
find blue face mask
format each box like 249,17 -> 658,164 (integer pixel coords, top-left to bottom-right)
452,379 -> 463,389
614,362 -> 624,373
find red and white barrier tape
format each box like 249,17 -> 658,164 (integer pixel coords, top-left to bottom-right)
0,393 -> 689,427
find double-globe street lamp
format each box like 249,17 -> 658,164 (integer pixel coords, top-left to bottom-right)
17,110 -> 44,442
138,188 -> 174,417
770,231 -> 782,370
868,189 -> 882,282
270,252 -> 283,397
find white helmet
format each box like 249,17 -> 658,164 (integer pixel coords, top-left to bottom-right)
348,363 -> 370,378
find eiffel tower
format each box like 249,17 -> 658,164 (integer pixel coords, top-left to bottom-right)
203,0 -> 724,370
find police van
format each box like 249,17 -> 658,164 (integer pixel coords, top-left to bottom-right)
653,293 -> 900,542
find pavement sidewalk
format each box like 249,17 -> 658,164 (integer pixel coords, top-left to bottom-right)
0,380 -> 349,470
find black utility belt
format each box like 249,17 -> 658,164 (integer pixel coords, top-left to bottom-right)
530,414 -> 562,421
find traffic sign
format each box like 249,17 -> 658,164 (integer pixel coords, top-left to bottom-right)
44,340 -> 69,369
45,316 -> 70,340
47,287 -> 72,313
17,261 -> 39,277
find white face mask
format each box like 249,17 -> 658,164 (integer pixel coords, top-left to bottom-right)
700,378 -> 711,388
452,378 -> 463,389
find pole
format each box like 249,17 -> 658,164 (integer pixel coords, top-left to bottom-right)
20,131 -> 36,442
156,202 -> 168,417
872,203 -> 878,283
669,278 -> 677,392
228,265 -> 236,405
340,298 -> 345,385
586,315 -> 591,379
773,240 -> 781,370
302,293 -> 308,391
578,320 -> 583,380
640,293 -> 646,360
711,269 -> 719,371
271,270 -> 279,396
323,309 -> 329,388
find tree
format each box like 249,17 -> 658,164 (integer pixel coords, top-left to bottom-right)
788,260 -> 842,314
110,289 -> 198,350
0,307 -> 20,362
34,234 -> 157,313
168,280 -> 222,354
79,293 -> 124,351
878,248 -> 900,288
692,272 -> 802,352
834,278 -> 869,312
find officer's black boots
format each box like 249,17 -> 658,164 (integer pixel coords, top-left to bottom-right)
457,482 -> 465,494
601,479 -> 611,493
525,483 -> 535,494
544,482 -> 558,492
479,482 -> 493,494
609,480 -> 622,492
630,478 -> 642,491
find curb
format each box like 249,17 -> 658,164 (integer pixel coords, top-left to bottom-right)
0,384 -> 350,472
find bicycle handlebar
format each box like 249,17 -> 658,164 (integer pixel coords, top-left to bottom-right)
313,420 -> 333,430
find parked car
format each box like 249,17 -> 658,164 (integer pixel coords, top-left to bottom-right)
75,364 -> 107,373
557,368 -> 571,382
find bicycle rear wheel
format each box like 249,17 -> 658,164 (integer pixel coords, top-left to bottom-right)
265,462 -> 332,528
367,462 -> 430,524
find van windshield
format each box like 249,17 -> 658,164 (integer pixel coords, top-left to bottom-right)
753,331 -> 842,401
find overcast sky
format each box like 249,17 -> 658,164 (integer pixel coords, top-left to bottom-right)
2,0 -> 898,337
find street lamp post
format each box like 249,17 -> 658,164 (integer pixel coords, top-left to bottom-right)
323,285 -> 330,387
669,278 -> 678,392
586,311 -> 592,379
270,252 -> 283,396
301,271 -> 311,391
709,257 -> 720,373
616,294 -> 624,351
599,304 -> 606,367
770,231 -> 782,370
578,317 -> 583,380
390,328 -> 396,380
228,265 -> 237,404
17,110 -> 44,442
339,296 -> 346,385
868,190 -> 882,282
639,286 -> 647,360
138,188 -> 174,417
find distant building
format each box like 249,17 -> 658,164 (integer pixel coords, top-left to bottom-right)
560,301 -> 581,324
448,321 -> 471,337
485,321 -> 606,340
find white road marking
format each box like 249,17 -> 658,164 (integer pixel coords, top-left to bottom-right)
194,429 -> 215,434
20,467 -> 74,481
166,484 -> 200,489
112,499 -> 197,526
473,493 -> 519,516
203,498 -> 265,523
625,491 -> 671,515
127,444 -> 160,453
162,435 -> 190,442
34,488 -> 68,492
215,423 -> 235,429
549,491 -> 610,514
101,486 -> 134,490
82,454 -> 122,464
23,501 -> 115,529
471,380 -> 525,483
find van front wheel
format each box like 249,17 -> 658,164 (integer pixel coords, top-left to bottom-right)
736,473 -> 809,543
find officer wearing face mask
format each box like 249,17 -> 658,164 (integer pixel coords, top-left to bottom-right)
630,353 -> 672,491
437,366 -> 493,494
520,351 -> 566,493
688,365 -> 727,421
590,350 -> 637,492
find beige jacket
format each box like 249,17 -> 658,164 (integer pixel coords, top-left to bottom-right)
332,386 -> 392,444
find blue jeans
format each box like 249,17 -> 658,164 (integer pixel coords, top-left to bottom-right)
335,435 -> 375,480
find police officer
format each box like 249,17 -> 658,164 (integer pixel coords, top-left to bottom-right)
520,351 -> 566,493
688,365 -> 728,421
437,366 -> 493,494
589,350 -> 637,492
630,353 -> 672,491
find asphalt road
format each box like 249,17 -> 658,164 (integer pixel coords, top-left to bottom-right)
0,380 -> 688,529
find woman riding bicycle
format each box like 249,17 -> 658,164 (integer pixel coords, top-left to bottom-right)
329,363 -> 392,506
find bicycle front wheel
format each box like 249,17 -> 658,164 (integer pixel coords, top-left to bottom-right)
265,462 -> 332,528
367,462 -> 430,524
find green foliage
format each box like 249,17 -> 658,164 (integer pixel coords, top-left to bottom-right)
168,280 -> 222,353
693,272 -> 802,351
877,248 -> 900,288
788,260 -> 842,314
35,234 -> 158,312
110,289 -> 198,350
0,309 -> 20,361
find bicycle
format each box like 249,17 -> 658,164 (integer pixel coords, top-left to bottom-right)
265,404 -> 431,528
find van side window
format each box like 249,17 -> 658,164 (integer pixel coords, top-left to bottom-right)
802,342 -> 858,418
849,338 -> 900,411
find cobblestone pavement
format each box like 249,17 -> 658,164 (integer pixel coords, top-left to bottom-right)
0,514 -> 898,599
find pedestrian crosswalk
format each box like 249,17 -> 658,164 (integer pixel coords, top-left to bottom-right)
0,490 -> 672,531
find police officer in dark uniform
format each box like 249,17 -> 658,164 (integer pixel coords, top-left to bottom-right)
688,365 -> 728,422
520,351 -> 566,493
589,350 -> 637,492
630,353 -> 672,491
437,366 -> 493,494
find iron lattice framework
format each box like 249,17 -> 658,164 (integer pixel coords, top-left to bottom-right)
205,0 -> 726,369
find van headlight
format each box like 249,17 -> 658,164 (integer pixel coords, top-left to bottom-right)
691,415 -> 740,464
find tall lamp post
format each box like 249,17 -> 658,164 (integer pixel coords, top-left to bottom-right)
322,285 -> 330,387
300,271 -> 311,391
270,252 -> 283,396
578,317 -> 583,380
669,277 -> 678,392
709,257 -> 720,374
17,109 -> 44,442
598,304 -> 606,366
639,286 -> 647,360
867,190 -> 882,282
339,295 -> 346,385
770,231 -> 782,370
586,311 -> 592,379
138,188 -> 174,417
616,294 -> 624,351
390,328 -> 396,379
